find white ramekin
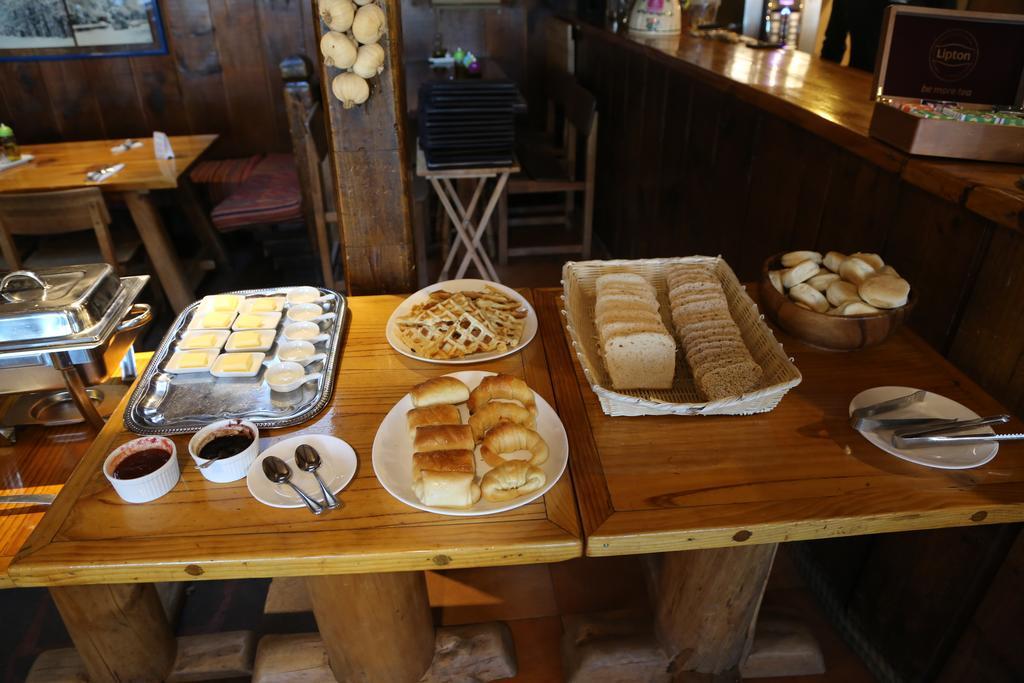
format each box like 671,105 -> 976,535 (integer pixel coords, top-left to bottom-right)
188,419 -> 260,483
103,436 -> 180,504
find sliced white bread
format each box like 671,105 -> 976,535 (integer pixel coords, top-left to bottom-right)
602,332 -> 676,390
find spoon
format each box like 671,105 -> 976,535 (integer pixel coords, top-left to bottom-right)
295,444 -> 341,509
261,456 -> 323,515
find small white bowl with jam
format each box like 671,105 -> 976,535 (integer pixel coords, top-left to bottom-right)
188,419 -> 260,483
103,436 -> 180,503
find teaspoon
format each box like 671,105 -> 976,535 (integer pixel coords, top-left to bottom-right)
262,456 -> 323,515
295,444 -> 341,509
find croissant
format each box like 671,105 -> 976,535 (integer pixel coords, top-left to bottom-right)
406,405 -> 461,440
412,376 -> 470,408
413,424 -> 474,453
468,401 -> 536,441
479,422 -> 548,468
467,374 -> 536,415
481,460 -> 546,502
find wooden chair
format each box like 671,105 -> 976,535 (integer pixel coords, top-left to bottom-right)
497,72 -> 597,265
0,188 -> 138,274
281,54 -> 341,291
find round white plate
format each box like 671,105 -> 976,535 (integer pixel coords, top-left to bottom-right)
385,279 -> 538,365
247,435 -> 357,508
372,370 -> 568,516
849,386 -> 998,470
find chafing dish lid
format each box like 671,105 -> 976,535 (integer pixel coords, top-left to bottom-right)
0,265 -> 123,345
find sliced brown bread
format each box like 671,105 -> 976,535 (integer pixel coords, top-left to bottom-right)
697,360 -> 763,400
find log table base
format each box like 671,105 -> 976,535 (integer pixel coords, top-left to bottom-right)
561,545 -> 825,682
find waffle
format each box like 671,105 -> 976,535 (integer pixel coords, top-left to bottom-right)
395,288 -> 527,359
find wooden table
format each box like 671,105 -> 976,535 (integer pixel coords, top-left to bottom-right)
0,135 -> 224,311
533,287 -> 1024,678
9,293 -> 581,681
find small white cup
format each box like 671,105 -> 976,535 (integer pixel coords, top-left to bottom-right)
276,340 -> 326,366
286,303 -> 336,324
282,321 -> 329,343
286,286 -> 324,305
103,436 -> 180,504
266,361 -> 322,393
188,419 -> 260,483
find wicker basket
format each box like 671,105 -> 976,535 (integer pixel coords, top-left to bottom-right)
561,256 -> 802,417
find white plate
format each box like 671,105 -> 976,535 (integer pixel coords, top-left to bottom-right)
849,386 -> 998,470
372,370 -> 568,516
247,435 -> 357,508
385,279 -> 538,365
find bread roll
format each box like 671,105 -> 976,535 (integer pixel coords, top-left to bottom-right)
481,460 -> 546,502
480,422 -> 549,468
781,250 -> 822,267
788,283 -> 829,313
839,301 -> 880,316
469,401 -> 536,440
858,275 -> 910,309
768,270 -> 784,294
806,272 -> 840,292
412,449 -> 475,478
782,260 -> 820,288
411,376 -> 470,407
838,257 -> 876,286
412,470 -> 481,508
468,374 -> 536,414
406,405 -> 461,440
826,280 -> 860,308
850,252 -> 884,270
879,265 -> 900,278
823,251 -> 846,273
413,424 -> 474,452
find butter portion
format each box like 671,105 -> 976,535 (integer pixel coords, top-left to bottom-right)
179,352 -> 211,369
218,354 -> 254,373
231,331 -> 263,349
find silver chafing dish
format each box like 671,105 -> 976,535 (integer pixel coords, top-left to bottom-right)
0,265 -> 151,436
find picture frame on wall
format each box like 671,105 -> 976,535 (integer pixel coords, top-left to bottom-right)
0,0 -> 168,61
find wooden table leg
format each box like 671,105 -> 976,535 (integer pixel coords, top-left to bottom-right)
49,583 -> 177,681
177,177 -> 230,270
122,191 -> 194,312
306,571 -> 435,682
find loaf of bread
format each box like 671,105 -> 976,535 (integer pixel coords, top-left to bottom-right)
413,424 -> 474,453
406,405 -> 461,440
666,263 -> 763,401
594,273 -> 676,390
412,470 -> 481,508
411,376 -> 470,407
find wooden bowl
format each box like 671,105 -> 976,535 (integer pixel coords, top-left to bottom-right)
760,253 -> 915,351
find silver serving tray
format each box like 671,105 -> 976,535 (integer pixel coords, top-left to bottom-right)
124,287 -> 347,435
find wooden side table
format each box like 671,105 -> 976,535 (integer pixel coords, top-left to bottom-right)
416,147 -> 519,283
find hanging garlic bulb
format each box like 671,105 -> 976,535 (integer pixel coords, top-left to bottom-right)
318,0 -> 355,32
320,31 -> 357,69
352,3 -> 386,45
332,72 -> 369,108
351,43 -> 385,79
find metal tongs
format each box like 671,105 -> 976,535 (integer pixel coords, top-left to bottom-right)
850,390 -> 1023,449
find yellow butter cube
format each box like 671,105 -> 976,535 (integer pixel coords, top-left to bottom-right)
185,333 -> 217,349
249,299 -> 277,312
201,313 -> 233,328
179,352 -> 210,369
235,314 -> 267,329
207,295 -> 240,311
219,354 -> 253,373
232,331 -> 263,349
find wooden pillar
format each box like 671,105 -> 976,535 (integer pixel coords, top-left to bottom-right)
313,0 -> 416,294
646,544 -> 778,677
49,583 -> 177,681
306,571 -> 435,682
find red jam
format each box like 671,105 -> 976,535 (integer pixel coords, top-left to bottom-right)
113,449 -> 171,480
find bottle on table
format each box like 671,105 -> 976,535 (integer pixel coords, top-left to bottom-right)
0,123 -> 20,162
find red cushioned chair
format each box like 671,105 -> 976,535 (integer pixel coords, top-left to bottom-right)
209,154 -> 304,231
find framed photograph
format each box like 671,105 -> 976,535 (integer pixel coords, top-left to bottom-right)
0,0 -> 168,61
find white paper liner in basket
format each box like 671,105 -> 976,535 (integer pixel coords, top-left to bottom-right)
561,256 -> 802,416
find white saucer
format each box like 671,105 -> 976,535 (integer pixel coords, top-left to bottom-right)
849,386 -> 998,470
372,370 -> 569,516
247,435 -> 357,508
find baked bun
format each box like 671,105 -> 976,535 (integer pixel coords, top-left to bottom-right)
858,275 -> 910,309
467,374 -> 536,415
468,401 -> 536,441
412,449 -> 475,479
412,470 -> 481,508
806,272 -> 840,292
480,422 -> 548,468
838,257 -> 876,286
788,283 -> 829,313
826,280 -> 860,308
850,252 -> 884,270
768,270 -> 784,294
413,424 -> 474,452
837,301 -> 880,316
781,250 -> 822,267
823,251 -> 847,273
411,376 -> 470,408
480,460 -> 546,502
782,260 -> 820,288
406,405 -> 461,440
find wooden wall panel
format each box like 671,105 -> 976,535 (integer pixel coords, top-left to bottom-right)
0,0 -> 312,158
